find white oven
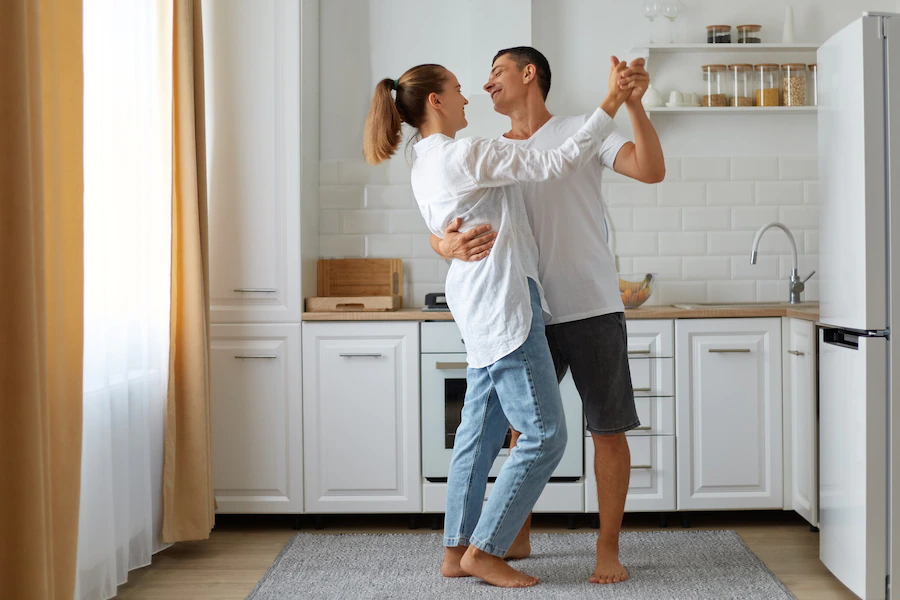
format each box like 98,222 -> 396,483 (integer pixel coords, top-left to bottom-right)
421,322 -> 584,481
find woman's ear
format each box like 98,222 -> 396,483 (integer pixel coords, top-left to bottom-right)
427,91 -> 442,111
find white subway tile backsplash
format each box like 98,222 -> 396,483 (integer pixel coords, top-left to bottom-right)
606,208 -> 633,231
365,185 -> 415,209
319,210 -> 340,234
682,158 -> 729,181
731,157 -> 779,181
707,182 -> 754,206
341,159 -> 389,184
779,206 -> 820,229
659,232 -> 706,256
632,257 -> 682,279
683,257 -> 730,280
634,207 -> 681,232
708,281 -> 756,303
320,160 -> 341,185
663,157 -> 681,182
391,210 -> 429,234
413,234 -> 437,258
320,235 -> 364,258
805,181 -> 819,204
683,207 -> 730,231
732,255 -> 779,280
341,210 -> 391,234
438,259 -> 450,281
658,182 -> 706,206
386,157 -> 413,184
607,182 -> 657,206
406,283 -> 444,308
657,281 -> 707,304
780,157 -> 818,180
756,181 -> 804,206
616,256 -> 633,274
614,232 -> 658,256
403,258 -> 441,284
756,280 -> 789,302
321,186 -> 365,209
731,206 -> 779,230
707,231 -> 756,255
365,234 -> 413,258
805,231 -> 818,253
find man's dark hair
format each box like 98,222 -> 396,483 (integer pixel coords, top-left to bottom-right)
492,46 -> 551,100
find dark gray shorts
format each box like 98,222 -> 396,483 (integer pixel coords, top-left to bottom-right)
546,312 -> 640,435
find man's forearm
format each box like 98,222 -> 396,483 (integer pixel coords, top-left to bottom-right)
626,102 -> 666,183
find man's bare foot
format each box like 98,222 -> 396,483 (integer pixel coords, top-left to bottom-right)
441,546 -> 470,578
588,538 -> 628,584
503,536 -> 531,560
461,545 -> 539,588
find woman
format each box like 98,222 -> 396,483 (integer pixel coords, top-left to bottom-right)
363,62 -> 633,588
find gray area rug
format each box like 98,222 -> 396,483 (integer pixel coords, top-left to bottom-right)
247,531 -> 795,599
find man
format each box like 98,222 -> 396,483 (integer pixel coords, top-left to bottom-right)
430,47 -> 664,584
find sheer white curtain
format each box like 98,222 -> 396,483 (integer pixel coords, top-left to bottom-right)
77,1 -> 173,598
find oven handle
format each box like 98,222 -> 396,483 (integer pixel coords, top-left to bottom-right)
436,362 -> 468,370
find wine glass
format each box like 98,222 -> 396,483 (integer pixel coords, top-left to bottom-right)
661,0 -> 682,44
642,0 -> 660,44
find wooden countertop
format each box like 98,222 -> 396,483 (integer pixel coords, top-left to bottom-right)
302,303 -> 820,323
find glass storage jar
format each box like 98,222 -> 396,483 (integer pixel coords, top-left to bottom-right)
808,63 -> 818,106
754,63 -> 780,106
706,25 -> 732,43
701,64 -> 728,106
736,24 -> 762,43
728,64 -> 754,106
781,63 -> 807,106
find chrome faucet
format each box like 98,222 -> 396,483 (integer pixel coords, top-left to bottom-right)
750,221 -> 815,304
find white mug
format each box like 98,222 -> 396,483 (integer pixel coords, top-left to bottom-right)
668,90 -> 684,105
687,92 -> 699,105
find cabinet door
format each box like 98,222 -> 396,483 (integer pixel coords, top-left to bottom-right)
585,435 -> 676,513
303,323 -> 421,513
676,318 -> 783,510
783,318 -> 818,526
203,0 -> 301,323
210,324 -> 302,513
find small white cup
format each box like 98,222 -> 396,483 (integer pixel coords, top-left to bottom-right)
668,90 -> 684,105
687,92 -> 699,105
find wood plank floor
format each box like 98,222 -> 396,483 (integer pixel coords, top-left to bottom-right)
114,511 -> 858,599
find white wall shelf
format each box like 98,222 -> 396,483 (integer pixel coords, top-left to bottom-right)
632,43 -> 819,54
647,106 -> 817,114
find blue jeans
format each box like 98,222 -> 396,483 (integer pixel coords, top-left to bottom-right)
443,278 -> 567,556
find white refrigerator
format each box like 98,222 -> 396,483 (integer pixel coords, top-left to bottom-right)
818,12 -> 900,600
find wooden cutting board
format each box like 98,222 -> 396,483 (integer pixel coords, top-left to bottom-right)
307,258 -> 403,312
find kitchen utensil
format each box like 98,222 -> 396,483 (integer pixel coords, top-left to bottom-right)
307,258 -> 403,312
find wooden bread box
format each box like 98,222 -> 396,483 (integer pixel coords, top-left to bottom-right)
305,258 -> 403,312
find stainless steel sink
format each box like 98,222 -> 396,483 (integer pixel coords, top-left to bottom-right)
671,301 -> 817,310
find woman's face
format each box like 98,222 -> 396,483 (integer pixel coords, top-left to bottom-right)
436,71 -> 469,133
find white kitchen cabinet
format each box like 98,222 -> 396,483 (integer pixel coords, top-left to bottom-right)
303,323 -> 421,513
203,0 -> 301,323
675,318 -> 783,510
782,317 -> 818,527
625,320 -> 675,436
210,324 -> 303,513
585,435 -> 676,513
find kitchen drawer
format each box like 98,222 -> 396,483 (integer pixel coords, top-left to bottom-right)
626,319 -> 674,357
629,356 -> 674,397
631,396 -> 675,436
585,435 -> 676,512
422,481 -> 584,513
421,322 -> 465,354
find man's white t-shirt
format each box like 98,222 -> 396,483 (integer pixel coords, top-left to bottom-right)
499,115 -> 629,324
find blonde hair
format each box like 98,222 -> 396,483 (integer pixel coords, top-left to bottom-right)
363,64 -> 448,165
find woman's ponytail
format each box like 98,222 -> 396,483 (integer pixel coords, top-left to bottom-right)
363,78 -> 402,165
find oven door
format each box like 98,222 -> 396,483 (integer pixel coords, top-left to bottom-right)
421,354 -> 509,480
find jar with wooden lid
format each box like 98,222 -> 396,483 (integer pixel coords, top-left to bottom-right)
808,64 -> 818,106
728,64 -> 754,106
706,25 -> 732,43
781,63 -> 807,106
754,64 -> 780,106
736,24 -> 762,43
701,64 -> 728,106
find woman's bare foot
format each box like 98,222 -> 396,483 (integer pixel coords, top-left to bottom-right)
461,545 -> 539,588
441,546 -> 470,578
588,537 -> 628,584
503,534 -> 531,560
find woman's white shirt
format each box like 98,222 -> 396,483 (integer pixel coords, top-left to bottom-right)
410,107 -> 615,368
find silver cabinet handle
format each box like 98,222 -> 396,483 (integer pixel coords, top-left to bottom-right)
234,355 -> 277,359
788,350 -> 805,356
633,387 -> 652,392
628,349 -> 651,355
708,348 -> 751,353
633,425 -> 652,431
339,353 -> 383,358
436,362 -> 468,370
233,288 -> 276,293
631,464 -> 652,470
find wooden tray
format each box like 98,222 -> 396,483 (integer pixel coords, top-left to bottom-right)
305,295 -> 403,312
317,258 -> 402,297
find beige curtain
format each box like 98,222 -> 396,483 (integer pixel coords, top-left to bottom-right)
162,0 -> 216,543
0,0 -> 84,598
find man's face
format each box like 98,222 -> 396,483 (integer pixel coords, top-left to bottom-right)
483,54 -> 531,116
